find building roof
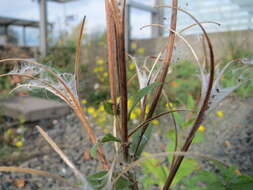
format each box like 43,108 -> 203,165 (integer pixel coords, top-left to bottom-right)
47,0 -> 77,2
0,16 -> 39,27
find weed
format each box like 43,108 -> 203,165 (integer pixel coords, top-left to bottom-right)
0,1 -> 252,190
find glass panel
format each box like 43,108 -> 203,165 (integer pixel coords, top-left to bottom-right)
163,0 -> 253,34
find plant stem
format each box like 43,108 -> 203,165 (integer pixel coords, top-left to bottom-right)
162,5 -> 215,190
133,0 -> 178,158
77,107 -> 110,170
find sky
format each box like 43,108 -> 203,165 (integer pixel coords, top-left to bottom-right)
0,0 -> 156,45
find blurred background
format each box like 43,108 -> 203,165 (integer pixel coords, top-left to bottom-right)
0,0 -> 252,58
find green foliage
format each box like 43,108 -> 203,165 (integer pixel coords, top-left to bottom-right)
103,101 -> 115,115
88,171 -> 108,190
88,171 -> 132,190
167,60 -> 200,105
130,125 -> 153,159
90,133 -> 121,158
141,152 -> 168,189
182,163 -> 253,190
128,82 -> 161,118
100,133 -> 121,143
115,177 -> 132,190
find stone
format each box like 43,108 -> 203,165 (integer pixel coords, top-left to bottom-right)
0,96 -> 70,121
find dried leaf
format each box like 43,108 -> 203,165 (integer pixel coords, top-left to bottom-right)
15,178 -> 25,188
83,151 -> 91,161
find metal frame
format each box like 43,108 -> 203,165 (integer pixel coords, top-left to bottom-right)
0,16 -> 42,46
37,0 -> 76,57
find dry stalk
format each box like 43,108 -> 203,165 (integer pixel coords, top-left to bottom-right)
105,0 -> 129,161
133,0 -> 178,157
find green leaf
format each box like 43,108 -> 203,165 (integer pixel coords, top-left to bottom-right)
128,82 -> 161,118
192,132 -> 204,144
141,152 -> 168,188
90,144 -> 99,158
103,101 -> 114,115
173,112 -> 184,127
187,95 -> 196,109
166,130 -> 176,164
172,158 -> 198,186
88,171 -> 108,190
100,133 -> 121,143
130,125 -> 153,158
90,134 -> 120,158
115,177 -> 132,190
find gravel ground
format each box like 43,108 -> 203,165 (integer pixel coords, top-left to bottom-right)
0,97 -> 253,189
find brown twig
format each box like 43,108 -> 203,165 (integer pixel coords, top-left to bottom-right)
107,0 -> 129,161
74,16 -> 86,96
155,5 -> 215,190
133,0 -> 178,157
128,109 -> 191,138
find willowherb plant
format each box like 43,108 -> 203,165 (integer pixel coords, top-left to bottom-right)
0,0 -> 252,189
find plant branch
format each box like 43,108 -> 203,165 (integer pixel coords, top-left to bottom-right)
157,5 -> 215,190
133,0 -> 178,157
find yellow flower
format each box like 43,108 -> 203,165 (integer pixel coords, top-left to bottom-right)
151,120 -> 159,125
130,112 -> 137,120
93,68 -> 99,73
128,99 -> 133,108
87,107 -> 96,115
131,43 -> 137,49
6,129 -> 13,135
216,111 -> 224,118
98,104 -> 105,112
103,72 -> 108,77
97,66 -> 104,72
198,125 -> 206,133
129,63 -> 135,70
81,99 -> 87,104
170,81 -> 179,87
137,48 -> 145,54
166,103 -> 176,110
15,140 -> 24,148
134,108 -> 141,115
145,105 -> 150,114
166,103 -> 173,108
96,59 -> 104,65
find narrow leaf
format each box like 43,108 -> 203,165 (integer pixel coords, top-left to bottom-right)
88,171 -> 108,190
90,144 -> 99,159
103,101 -> 115,115
100,133 -> 121,143
128,82 -> 161,118
36,126 -> 89,187
75,16 -> 86,94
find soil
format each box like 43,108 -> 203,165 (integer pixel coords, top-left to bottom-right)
0,96 -> 253,190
